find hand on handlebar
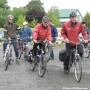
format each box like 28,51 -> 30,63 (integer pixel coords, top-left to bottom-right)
33,39 -> 37,43
65,39 -> 69,43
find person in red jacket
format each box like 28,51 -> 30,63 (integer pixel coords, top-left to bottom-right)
32,16 -> 52,59
61,12 -> 88,72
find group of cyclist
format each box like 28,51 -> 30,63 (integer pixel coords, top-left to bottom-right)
3,11 -> 89,73
3,15 -> 58,64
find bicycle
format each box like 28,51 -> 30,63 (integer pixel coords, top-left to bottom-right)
4,39 -> 12,71
18,37 -> 30,62
64,41 -> 82,83
30,41 -> 49,77
84,43 -> 90,58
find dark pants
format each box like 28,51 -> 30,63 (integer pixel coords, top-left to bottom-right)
49,37 -> 56,60
3,38 -> 19,58
64,43 -> 83,69
32,43 -> 45,57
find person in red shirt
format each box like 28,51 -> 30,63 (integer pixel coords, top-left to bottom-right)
61,12 -> 88,72
32,16 -> 52,59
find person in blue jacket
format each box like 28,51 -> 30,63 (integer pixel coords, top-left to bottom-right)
20,22 -> 32,49
49,20 -> 58,60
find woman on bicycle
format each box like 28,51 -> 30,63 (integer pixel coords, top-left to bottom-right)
61,12 -> 88,72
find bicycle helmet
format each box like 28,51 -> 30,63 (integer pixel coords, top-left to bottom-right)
70,12 -> 77,17
42,16 -> 49,22
7,15 -> 14,20
23,22 -> 28,25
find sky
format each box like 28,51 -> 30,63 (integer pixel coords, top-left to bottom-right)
7,0 -> 90,16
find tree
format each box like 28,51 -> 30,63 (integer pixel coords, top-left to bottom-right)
16,15 -> 26,27
0,0 -> 10,27
47,6 -> 60,27
83,12 -> 90,29
26,0 -> 45,23
11,7 -> 27,23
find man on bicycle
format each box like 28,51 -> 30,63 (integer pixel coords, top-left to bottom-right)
3,15 -> 20,64
32,16 -> 52,61
61,12 -> 88,72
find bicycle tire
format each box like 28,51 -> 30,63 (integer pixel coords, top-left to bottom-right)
38,55 -> 47,77
74,55 -> 82,82
30,59 -> 36,71
84,48 -> 89,58
5,53 -> 10,71
45,45 -> 51,62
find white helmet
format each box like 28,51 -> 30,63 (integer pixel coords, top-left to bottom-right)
23,22 -> 28,25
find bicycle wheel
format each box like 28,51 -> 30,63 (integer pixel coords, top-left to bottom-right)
30,58 -> 36,71
45,45 -> 51,62
38,55 -> 47,77
84,48 -> 89,58
5,53 -> 10,71
74,56 -> 82,82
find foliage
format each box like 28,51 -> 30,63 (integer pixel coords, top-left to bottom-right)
11,7 -> 27,23
0,0 -> 10,27
16,15 -> 26,27
83,12 -> 90,29
47,6 -> 60,27
26,0 -> 45,23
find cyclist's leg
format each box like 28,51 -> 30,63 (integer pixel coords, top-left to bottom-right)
3,39 -> 8,54
64,43 -> 71,70
32,43 -> 38,58
12,39 -> 19,59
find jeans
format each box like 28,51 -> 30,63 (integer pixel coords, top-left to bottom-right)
3,38 -> 19,58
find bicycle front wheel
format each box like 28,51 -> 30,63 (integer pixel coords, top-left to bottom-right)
74,56 -> 82,82
38,55 -> 47,77
5,53 -> 10,71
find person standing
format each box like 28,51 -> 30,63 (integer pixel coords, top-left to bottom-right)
49,20 -> 58,60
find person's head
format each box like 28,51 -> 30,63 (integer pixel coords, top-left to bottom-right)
69,12 -> 77,27
7,15 -> 14,23
42,16 -> 49,27
23,22 -> 28,28
70,12 -> 77,22
81,21 -> 86,27
49,19 -> 53,25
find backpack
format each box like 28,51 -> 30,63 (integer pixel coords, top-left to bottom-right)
59,49 -> 66,62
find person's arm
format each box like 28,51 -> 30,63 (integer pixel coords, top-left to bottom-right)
46,27 -> 52,44
80,24 -> 88,43
3,24 -> 8,38
33,24 -> 39,43
61,24 -> 69,43
53,26 -> 58,37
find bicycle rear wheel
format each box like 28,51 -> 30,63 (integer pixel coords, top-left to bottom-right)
38,55 -> 47,77
74,56 -> 82,82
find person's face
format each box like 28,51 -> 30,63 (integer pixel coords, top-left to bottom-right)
70,17 -> 77,23
8,19 -> 13,23
24,25 -> 28,28
42,22 -> 49,27
49,21 -> 52,25
82,24 -> 86,27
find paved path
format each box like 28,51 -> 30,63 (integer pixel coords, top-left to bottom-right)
0,45 -> 90,90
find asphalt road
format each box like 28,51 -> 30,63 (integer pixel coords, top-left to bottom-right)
0,45 -> 90,90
